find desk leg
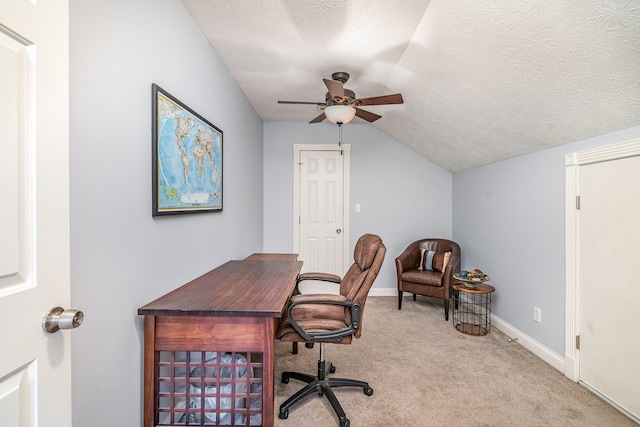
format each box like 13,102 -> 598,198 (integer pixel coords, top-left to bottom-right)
262,318 -> 276,426
143,316 -> 157,427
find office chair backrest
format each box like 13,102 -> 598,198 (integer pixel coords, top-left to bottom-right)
340,233 -> 386,338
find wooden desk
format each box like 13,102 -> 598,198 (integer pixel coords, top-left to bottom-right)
243,253 -> 298,261
138,259 -> 302,426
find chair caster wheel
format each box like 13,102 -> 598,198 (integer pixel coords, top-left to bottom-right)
279,409 -> 289,419
330,365 -> 336,373
364,386 -> 374,396
340,418 -> 350,427
281,375 -> 289,384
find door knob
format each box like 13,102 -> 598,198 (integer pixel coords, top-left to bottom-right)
42,307 -> 84,333
336,229 -> 342,234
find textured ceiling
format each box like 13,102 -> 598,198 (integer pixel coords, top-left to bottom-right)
181,0 -> 640,172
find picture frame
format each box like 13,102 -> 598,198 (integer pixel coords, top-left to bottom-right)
152,84 -> 223,216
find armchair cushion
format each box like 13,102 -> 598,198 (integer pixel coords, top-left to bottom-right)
400,269 -> 443,286
420,250 -> 451,272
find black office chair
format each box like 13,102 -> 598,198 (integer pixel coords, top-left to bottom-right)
275,234 -> 386,427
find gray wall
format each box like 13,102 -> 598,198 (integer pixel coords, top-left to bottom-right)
453,125 -> 640,356
263,122 -> 453,289
69,1 -> 263,425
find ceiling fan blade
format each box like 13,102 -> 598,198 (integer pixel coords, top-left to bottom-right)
278,100 -> 325,105
355,108 -> 381,122
309,112 -> 326,123
323,79 -> 344,99
356,93 -> 404,106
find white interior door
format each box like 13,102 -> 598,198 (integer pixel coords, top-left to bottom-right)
294,145 -> 350,277
578,154 -> 640,422
0,1 -> 72,426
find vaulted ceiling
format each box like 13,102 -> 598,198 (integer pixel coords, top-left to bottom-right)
181,0 -> 640,172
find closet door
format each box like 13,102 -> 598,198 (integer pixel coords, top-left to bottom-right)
579,154 -> 640,421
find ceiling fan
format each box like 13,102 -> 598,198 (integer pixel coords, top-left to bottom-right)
277,71 -> 404,124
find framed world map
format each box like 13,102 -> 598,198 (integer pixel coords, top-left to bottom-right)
152,84 -> 223,216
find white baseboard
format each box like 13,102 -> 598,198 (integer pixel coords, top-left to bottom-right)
368,289 -> 566,374
369,287 -> 397,297
491,314 -> 565,373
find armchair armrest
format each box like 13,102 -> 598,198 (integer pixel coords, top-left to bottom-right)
441,264 -> 454,298
395,247 -> 418,275
286,294 -> 361,342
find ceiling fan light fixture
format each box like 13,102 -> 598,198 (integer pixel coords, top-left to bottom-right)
324,105 -> 356,124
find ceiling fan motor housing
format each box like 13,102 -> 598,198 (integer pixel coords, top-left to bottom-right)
325,88 -> 356,106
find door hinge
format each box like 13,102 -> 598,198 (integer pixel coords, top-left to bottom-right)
576,335 -> 580,350
576,195 -> 581,210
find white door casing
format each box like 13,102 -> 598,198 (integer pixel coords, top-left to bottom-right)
0,1 -> 72,426
565,139 -> 640,423
293,144 -> 350,278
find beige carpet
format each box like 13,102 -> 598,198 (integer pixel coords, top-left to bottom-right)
274,296 -> 636,427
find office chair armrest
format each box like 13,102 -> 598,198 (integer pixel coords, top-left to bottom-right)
295,272 -> 342,294
286,294 -> 361,342
290,293 -> 347,304
298,272 -> 342,283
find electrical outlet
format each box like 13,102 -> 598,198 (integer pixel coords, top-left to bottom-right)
533,307 -> 542,323
355,203 -> 361,212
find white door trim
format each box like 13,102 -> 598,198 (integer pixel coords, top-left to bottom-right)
293,144 -> 350,275
564,138 -> 640,381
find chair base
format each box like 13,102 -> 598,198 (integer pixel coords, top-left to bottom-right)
279,357 -> 373,427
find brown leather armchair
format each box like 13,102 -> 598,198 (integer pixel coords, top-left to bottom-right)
395,238 -> 461,320
276,233 -> 386,427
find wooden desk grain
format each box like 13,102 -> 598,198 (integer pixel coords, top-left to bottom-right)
139,260 -> 302,317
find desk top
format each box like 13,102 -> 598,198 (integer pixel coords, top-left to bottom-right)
138,260 -> 302,318
243,253 -> 298,261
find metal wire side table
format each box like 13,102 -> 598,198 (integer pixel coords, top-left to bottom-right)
451,282 -> 495,336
